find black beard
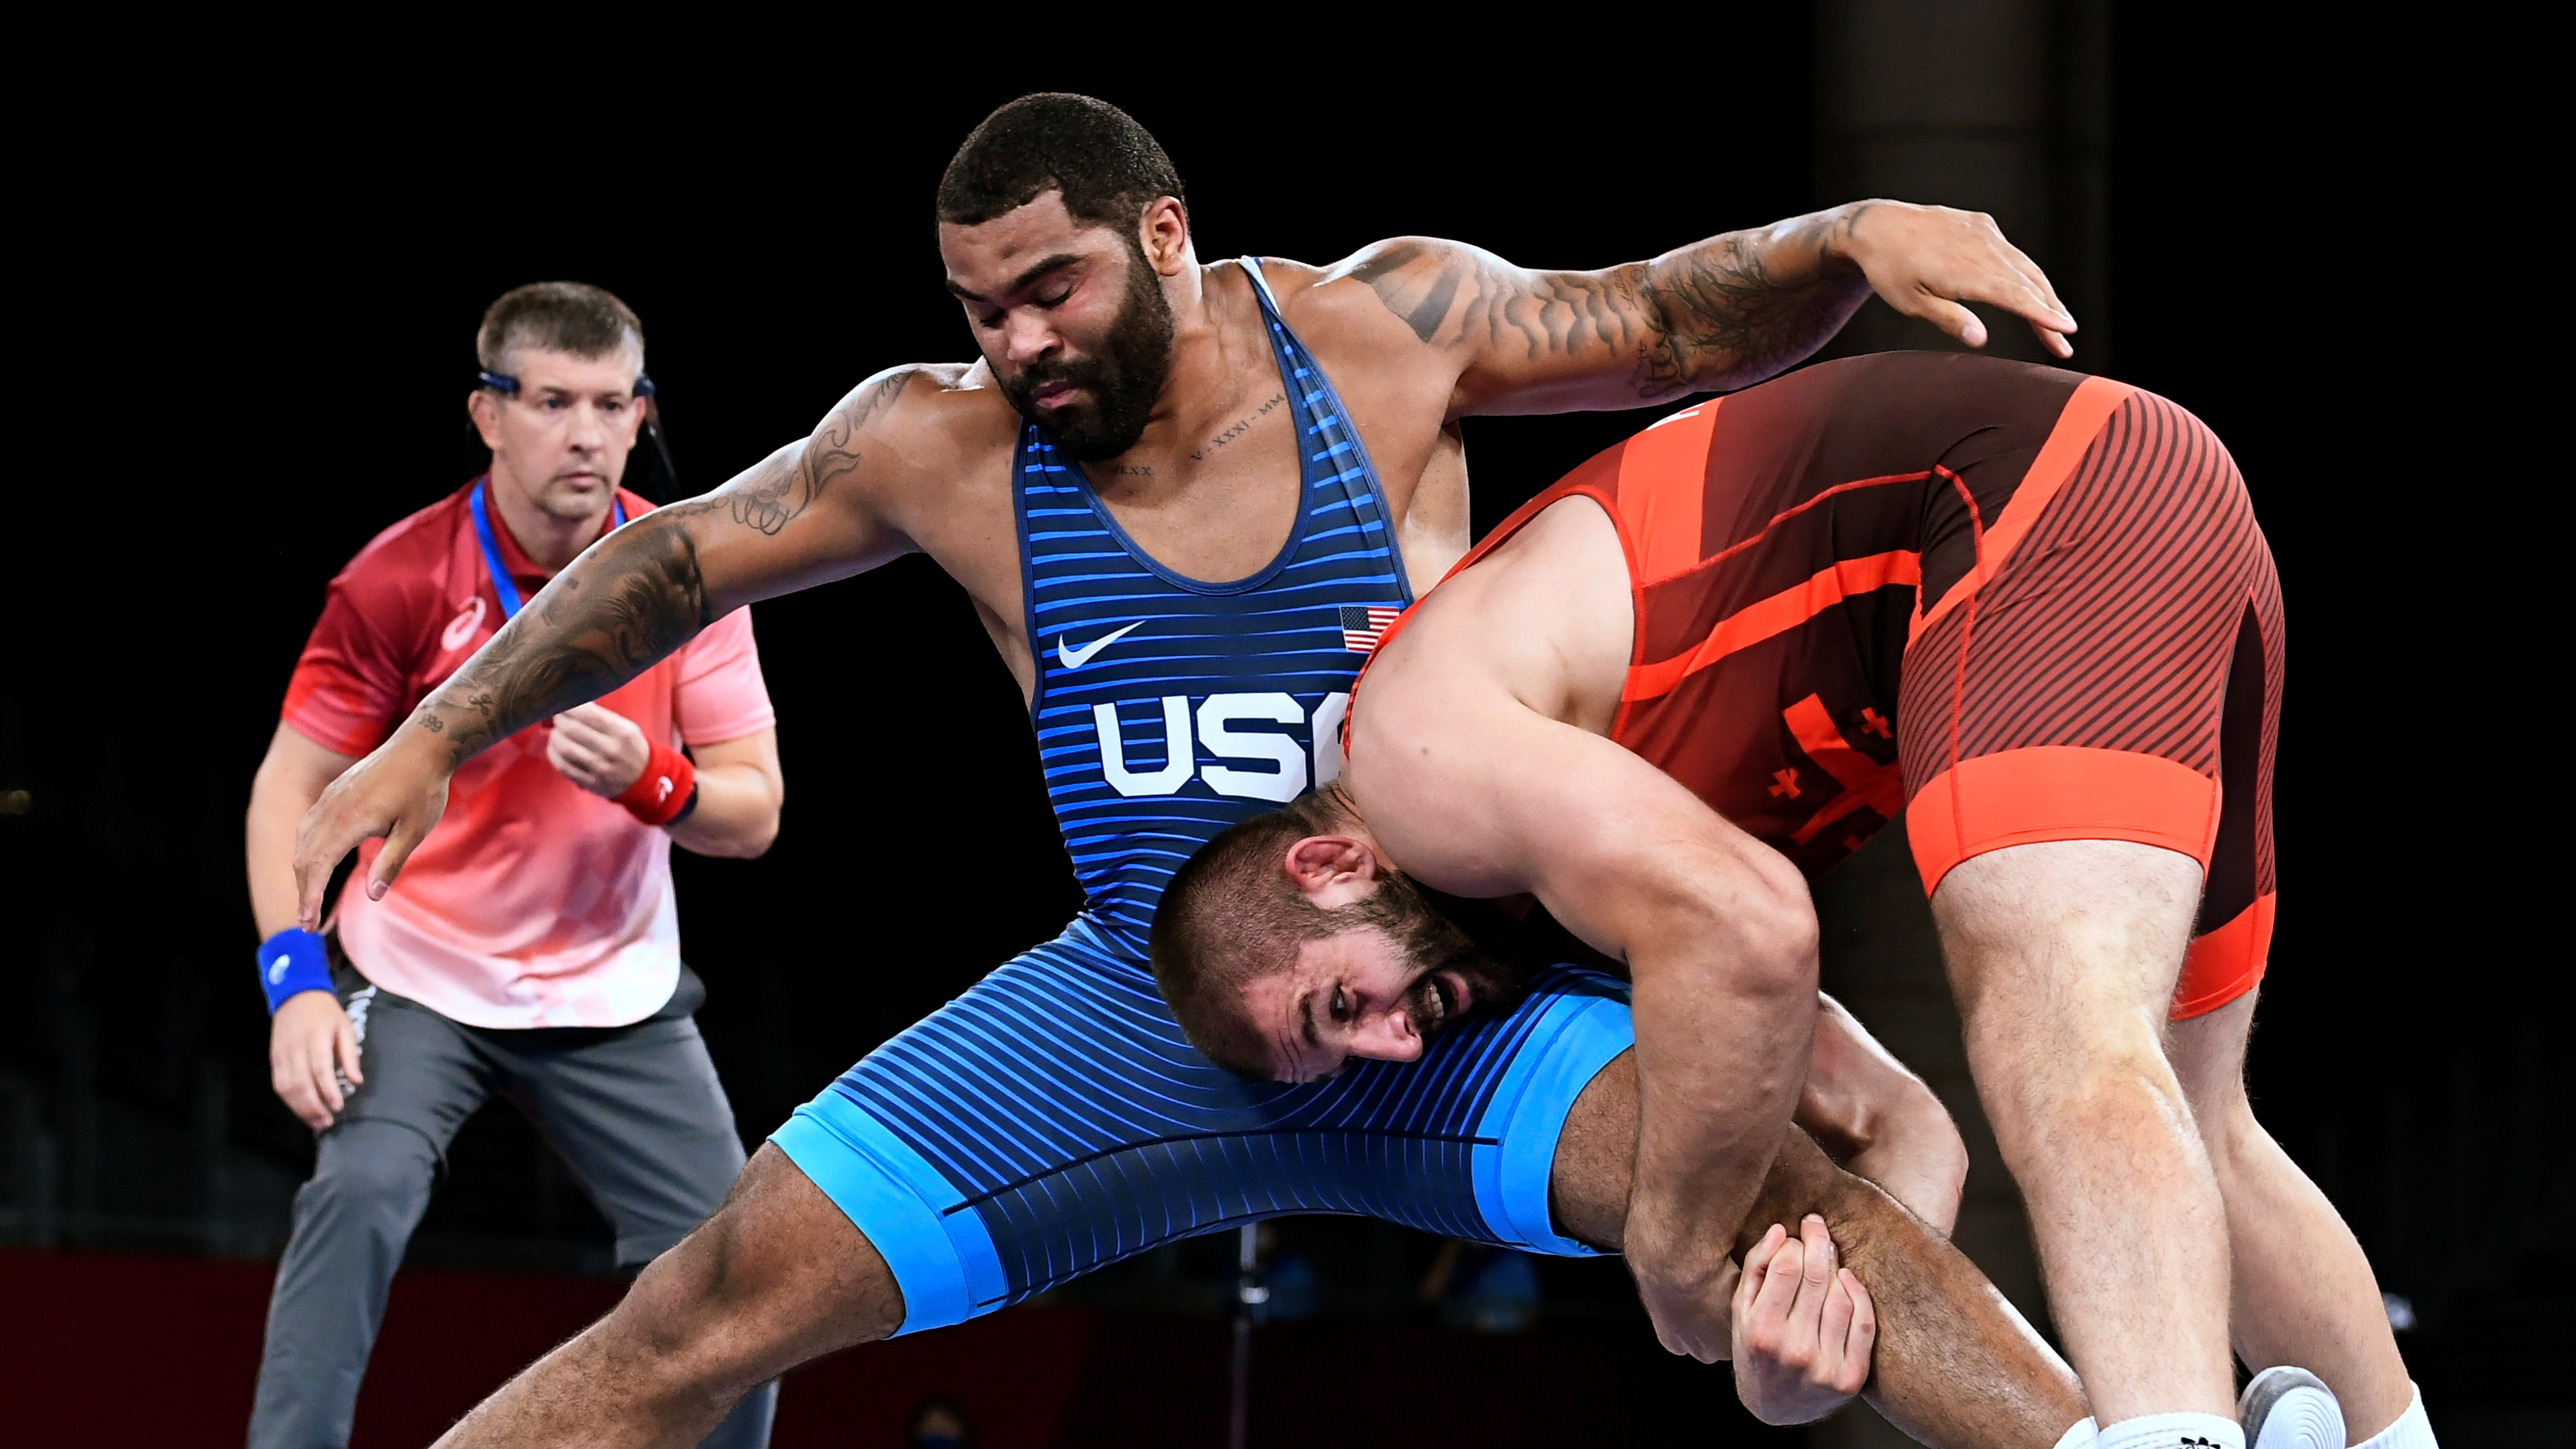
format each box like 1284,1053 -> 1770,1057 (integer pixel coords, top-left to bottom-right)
999,238 -> 1176,461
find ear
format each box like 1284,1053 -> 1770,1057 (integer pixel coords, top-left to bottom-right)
467,389 -> 504,451
1140,195 -> 1190,276
1283,833 -> 1382,908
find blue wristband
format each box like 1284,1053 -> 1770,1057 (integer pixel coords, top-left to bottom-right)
256,928 -> 334,1014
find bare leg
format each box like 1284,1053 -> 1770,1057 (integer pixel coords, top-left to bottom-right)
1554,1050 -> 2090,1448
433,1144 -> 900,1448
1933,839 -> 2235,1423
2169,989 -> 2414,1441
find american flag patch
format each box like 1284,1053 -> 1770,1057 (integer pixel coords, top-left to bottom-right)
1340,605 -> 1401,653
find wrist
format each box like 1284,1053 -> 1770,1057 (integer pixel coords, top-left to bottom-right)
666,779 -> 702,826
394,710 -> 467,775
1811,201 -> 1886,268
615,739 -> 696,826
256,928 -> 333,1014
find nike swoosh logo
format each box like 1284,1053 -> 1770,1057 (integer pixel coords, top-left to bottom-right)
1058,619 -> 1146,670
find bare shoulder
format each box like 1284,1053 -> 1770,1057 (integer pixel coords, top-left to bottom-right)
1261,238 -> 1511,349
828,360 -> 1003,453
1393,494 -> 1628,727
814,360 -> 1018,494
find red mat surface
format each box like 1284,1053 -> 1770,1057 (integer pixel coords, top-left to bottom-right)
0,1250 -> 1764,1447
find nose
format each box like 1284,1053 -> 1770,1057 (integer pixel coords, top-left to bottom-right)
1001,309 -> 1059,367
567,400 -> 607,451
1344,1005 -> 1424,1064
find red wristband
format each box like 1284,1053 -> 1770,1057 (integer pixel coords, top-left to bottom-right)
616,739 -> 696,826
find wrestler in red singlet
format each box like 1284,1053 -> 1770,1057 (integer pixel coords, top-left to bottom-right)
1448,350 -> 2281,1018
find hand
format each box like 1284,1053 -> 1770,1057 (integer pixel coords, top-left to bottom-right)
546,703 -> 650,798
1627,1210 -> 1743,1364
291,731 -> 453,928
1832,201 -> 2077,358
269,990 -> 362,1130
1731,1216 -> 1878,1424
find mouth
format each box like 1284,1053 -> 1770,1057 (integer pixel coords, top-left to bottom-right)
1422,971 -> 1464,1033
1030,380 -> 1079,409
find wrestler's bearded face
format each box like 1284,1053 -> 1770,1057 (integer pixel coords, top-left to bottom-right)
996,233 -> 1176,461
1250,873 -> 1528,1083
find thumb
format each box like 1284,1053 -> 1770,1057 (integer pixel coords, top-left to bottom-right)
367,812 -> 431,901
336,1012 -> 364,1088
1843,1269 -> 1877,1358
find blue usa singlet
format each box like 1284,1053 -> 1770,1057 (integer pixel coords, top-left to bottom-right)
1026,266 -> 1407,947
771,261 -> 1633,1332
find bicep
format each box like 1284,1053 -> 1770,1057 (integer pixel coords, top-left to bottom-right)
252,721 -> 359,808
1330,237 -> 1668,417
1353,680 -> 1766,961
1448,260 -> 1677,417
677,371 -> 925,614
689,727 -> 780,788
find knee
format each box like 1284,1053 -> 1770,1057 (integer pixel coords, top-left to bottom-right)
1969,1026 -> 2188,1138
604,1192 -> 894,1385
303,1122 -> 438,1220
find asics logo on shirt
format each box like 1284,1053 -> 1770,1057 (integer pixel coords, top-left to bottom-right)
1057,620 -> 1146,671
441,596 -> 487,652
1095,692 -> 1350,802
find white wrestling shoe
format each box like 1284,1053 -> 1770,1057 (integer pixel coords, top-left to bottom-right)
2241,1366 -> 2345,1449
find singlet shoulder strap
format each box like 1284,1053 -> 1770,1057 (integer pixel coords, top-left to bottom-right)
1237,256 -> 1282,313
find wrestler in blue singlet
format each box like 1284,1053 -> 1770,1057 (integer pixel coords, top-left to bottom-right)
772,261 -> 1635,1332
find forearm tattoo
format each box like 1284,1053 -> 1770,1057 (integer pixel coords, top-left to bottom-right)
409,369 -> 911,765
1356,215 -> 1871,400
409,519 -> 709,765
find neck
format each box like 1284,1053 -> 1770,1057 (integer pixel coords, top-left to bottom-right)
1316,782 -> 1371,842
486,464 -> 610,572
1128,258 -> 1259,463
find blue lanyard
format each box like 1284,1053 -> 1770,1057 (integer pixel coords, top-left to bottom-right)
468,478 -> 625,621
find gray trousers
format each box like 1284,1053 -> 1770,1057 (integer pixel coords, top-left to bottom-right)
250,964 -> 775,1449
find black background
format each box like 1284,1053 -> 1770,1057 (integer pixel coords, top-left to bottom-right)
3,3 -> 2559,1415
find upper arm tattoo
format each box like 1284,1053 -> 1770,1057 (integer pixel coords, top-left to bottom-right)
1355,231 -> 1862,402
723,368 -> 910,536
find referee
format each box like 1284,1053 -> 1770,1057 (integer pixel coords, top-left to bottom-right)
242,283 -> 782,1449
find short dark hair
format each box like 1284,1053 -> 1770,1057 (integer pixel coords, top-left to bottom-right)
937,93 -> 1185,233
1150,793 -> 1352,1076
476,281 -> 645,378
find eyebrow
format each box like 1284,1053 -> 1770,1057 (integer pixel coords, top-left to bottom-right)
1298,990 -> 1319,1048
945,252 -> 1087,303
